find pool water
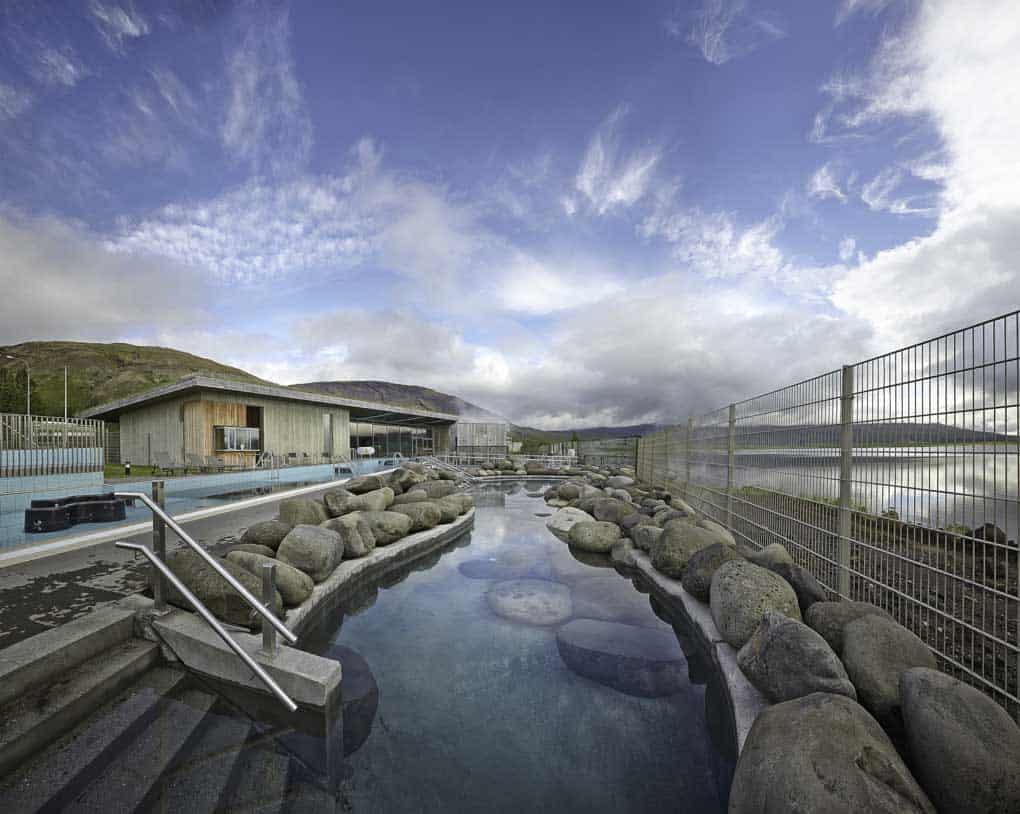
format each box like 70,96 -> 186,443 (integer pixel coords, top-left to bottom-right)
303,480 -> 732,812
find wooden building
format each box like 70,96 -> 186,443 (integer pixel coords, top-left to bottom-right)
80,376 -> 460,469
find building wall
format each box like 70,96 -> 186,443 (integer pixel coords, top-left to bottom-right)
120,397 -> 186,466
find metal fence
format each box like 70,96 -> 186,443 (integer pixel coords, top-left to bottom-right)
0,413 -> 107,477
637,310 -> 1020,719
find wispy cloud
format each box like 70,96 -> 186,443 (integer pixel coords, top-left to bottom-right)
89,1 -> 151,53
0,81 -> 33,120
674,0 -> 786,66
574,107 -> 660,216
222,2 -> 313,177
807,162 -> 847,201
835,0 -> 901,27
861,165 -> 936,216
838,236 -> 857,262
31,45 -> 89,88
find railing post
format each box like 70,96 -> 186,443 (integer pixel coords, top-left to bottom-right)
151,480 -> 168,613
726,405 -> 736,529
838,365 -> 855,598
261,563 -> 279,657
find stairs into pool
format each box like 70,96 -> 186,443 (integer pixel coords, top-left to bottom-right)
0,665 -> 339,813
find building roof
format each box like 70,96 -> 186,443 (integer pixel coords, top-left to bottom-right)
78,376 -> 460,426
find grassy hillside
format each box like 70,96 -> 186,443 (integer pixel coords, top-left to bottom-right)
0,341 -> 270,417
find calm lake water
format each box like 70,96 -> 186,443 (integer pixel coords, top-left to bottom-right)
303,480 -> 732,813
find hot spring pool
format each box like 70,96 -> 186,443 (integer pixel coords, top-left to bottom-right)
300,480 -> 733,812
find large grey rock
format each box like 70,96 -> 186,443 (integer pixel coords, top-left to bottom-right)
696,518 -> 736,547
324,486 -> 395,517
240,519 -> 291,551
389,501 -> 442,532
434,496 -> 463,523
649,520 -> 717,578
759,560 -> 828,612
841,614 -> 937,736
545,507 -> 596,542
486,579 -> 572,626
746,542 -> 793,569
321,513 -> 376,558
277,524 -> 342,583
805,600 -> 894,656
343,474 -> 385,494
226,550 -> 314,607
416,480 -> 457,499
737,612 -> 856,702
681,542 -> 743,603
389,467 -> 426,493
557,482 -> 583,501
710,559 -> 802,648
446,493 -> 474,513
610,540 -> 638,568
556,619 -> 687,697
567,520 -> 621,553
225,543 -> 276,559
729,692 -> 935,814
591,498 -> 638,525
349,510 -> 413,545
391,489 -> 429,505
900,667 -> 1020,814
631,524 -> 663,553
277,497 -> 328,527
569,575 -> 658,627
163,550 -> 280,629
605,475 -> 635,489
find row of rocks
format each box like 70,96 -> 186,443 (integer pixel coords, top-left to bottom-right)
540,465 -> 1020,814
158,461 -> 474,629
464,456 -> 603,479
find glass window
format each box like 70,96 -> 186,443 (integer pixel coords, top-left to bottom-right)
214,426 -> 261,451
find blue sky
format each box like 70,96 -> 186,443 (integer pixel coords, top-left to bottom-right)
1,1 -> 1017,427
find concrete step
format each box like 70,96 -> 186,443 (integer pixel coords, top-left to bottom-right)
0,666 -> 187,813
63,683 -> 220,813
216,737 -> 293,813
0,603 -> 139,709
0,638 -> 162,779
135,706 -> 253,814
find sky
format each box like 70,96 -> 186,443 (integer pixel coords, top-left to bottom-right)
1,0 -> 1018,428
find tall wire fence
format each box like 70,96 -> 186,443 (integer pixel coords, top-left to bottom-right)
0,414 -> 107,477
637,311 -> 1020,719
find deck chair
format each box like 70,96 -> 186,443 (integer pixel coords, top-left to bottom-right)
204,455 -> 225,472
185,452 -> 208,473
152,451 -> 180,476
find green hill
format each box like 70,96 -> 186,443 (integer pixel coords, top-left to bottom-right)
0,341 -> 270,417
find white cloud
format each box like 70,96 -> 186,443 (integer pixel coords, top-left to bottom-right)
0,81 -> 33,120
677,0 -> 786,65
575,107 -> 660,216
89,1 -> 150,53
495,252 -> 623,315
808,163 -> 847,201
31,46 -> 89,88
838,236 -> 857,262
859,165 -> 935,215
222,2 -> 312,177
835,0 -> 900,26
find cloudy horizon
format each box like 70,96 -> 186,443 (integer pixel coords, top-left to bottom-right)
2,1 -> 1018,429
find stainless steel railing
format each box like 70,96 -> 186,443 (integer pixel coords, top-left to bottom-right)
115,487 -> 299,711
116,542 -> 297,712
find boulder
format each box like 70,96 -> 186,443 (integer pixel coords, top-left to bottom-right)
225,543 -> 277,559
545,507 -> 596,543
568,520 -> 621,553
389,467 -> 426,493
343,474 -> 385,494
746,542 -> 793,569
324,486 -> 395,516
323,644 -> 379,757
556,619 -> 687,697
447,493 -> 474,513
557,482 -> 583,501
546,498 -> 570,508
389,501 -> 442,532
841,614 -> 937,736
631,524 -> 664,553
277,497 -> 328,527
696,518 -> 736,547
900,667 -> 1020,814
226,550 -> 314,607
610,540 -> 638,568
591,498 -> 638,525
277,524 -> 342,583
729,692 -> 935,814
434,496 -> 464,523
416,480 -> 457,499
606,475 -> 635,489
653,508 -> 689,526
805,600 -> 894,656
649,520 -> 717,578
680,542 -> 743,603
391,489 -> 429,505
486,579 -> 572,626
349,510 -> 413,545
737,612 -> 856,702
710,559 -> 802,648
163,550 -> 280,629
321,513 -> 376,558
768,560 -> 827,612
239,519 -> 291,551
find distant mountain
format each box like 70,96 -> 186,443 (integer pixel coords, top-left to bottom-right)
512,423 -> 658,441
0,341 -> 270,417
292,380 -> 506,421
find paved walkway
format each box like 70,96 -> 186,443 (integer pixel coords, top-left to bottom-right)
0,486 -> 333,649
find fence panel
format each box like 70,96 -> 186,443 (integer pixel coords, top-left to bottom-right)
0,414 -> 107,477
637,310 -> 1020,719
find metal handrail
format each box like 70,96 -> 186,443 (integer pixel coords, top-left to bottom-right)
116,542 -> 298,712
114,491 -> 297,646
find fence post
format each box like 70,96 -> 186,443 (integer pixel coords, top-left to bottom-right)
151,480 -> 168,613
838,365 -> 855,598
726,404 -> 736,529
261,562 -> 279,657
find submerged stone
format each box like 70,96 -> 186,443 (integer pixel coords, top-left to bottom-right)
555,619 -> 687,697
486,578 -> 572,626
324,644 -> 379,756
